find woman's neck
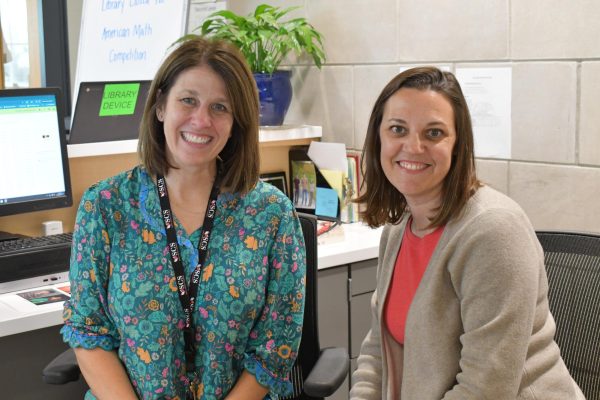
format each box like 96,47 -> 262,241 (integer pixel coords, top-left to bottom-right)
407,196 -> 440,238
161,165 -> 218,234
164,164 -> 217,202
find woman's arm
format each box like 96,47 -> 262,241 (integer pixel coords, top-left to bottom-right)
225,370 -> 269,400
441,210 -> 542,399
74,348 -> 138,400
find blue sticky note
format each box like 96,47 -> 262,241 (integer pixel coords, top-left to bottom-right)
316,187 -> 338,219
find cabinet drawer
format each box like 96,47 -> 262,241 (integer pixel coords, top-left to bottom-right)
350,291 -> 373,358
350,258 -> 378,295
317,265 -> 349,349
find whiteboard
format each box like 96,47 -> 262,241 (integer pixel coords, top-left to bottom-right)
73,0 -> 188,118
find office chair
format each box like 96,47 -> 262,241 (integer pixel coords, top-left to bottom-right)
536,230 -> 600,400
43,213 -> 349,399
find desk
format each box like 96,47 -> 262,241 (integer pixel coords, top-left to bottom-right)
0,222 -> 382,338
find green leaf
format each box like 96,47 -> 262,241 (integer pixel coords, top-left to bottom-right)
188,3 -> 326,72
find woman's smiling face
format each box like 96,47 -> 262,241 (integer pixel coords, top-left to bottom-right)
157,64 -> 233,174
379,87 -> 456,207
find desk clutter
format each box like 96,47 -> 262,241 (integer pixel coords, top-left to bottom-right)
289,143 -> 362,224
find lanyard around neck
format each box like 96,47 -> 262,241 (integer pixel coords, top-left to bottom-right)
156,173 -> 221,374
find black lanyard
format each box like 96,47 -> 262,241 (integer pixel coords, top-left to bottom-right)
156,173 -> 220,376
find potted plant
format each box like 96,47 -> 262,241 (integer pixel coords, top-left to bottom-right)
181,4 -> 326,126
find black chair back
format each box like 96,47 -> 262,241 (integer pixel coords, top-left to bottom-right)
536,231 -> 600,400
283,213 -> 321,400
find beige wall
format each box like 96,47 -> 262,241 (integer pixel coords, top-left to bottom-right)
228,0 -> 600,233
62,0 -> 600,233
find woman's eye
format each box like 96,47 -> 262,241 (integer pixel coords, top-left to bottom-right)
180,97 -> 196,106
211,103 -> 228,112
390,125 -> 406,135
427,129 -> 444,139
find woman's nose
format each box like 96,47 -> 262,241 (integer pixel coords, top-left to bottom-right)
404,133 -> 424,153
191,105 -> 211,127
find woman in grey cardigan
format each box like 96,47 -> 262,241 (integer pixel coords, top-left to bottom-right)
349,67 -> 584,399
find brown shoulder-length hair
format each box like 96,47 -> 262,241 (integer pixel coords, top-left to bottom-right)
138,36 -> 260,194
356,66 -> 481,228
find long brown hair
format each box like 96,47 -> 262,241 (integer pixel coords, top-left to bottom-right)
138,36 -> 260,194
356,66 -> 481,228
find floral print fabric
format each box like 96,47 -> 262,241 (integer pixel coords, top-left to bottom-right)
61,166 -> 306,399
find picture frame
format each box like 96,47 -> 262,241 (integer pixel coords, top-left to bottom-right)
259,171 -> 288,196
288,146 -> 340,221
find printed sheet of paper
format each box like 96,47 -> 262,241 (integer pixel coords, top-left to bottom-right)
187,0 -> 227,34
455,67 -> 512,159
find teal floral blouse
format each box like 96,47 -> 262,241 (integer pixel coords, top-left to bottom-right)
61,166 -> 306,400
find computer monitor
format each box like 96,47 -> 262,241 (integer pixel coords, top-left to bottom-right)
0,87 -> 72,240
69,80 -> 151,144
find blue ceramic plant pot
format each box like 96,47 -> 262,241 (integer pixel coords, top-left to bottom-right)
254,70 -> 293,126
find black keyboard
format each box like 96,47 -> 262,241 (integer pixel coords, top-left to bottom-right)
0,233 -> 73,255
0,233 -> 73,284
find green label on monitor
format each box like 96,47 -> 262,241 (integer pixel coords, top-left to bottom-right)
99,83 -> 140,116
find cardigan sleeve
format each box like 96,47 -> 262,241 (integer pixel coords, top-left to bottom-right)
442,208 -> 543,399
349,225 -> 394,399
349,290 -> 384,400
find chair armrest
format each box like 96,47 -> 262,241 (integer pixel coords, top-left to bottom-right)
42,348 -> 81,384
303,347 -> 349,397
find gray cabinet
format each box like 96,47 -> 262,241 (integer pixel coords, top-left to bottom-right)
349,259 -> 378,378
317,265 -> 349,400
316,258 -> 378,399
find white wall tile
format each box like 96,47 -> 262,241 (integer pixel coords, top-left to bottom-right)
580,62 -> 600,166
285,66 -> 354,146
396,0 -> 508,61
511,63 -> 577,163
352,65 -> 402,150
305,0 -> 397,64
476,159 -> 508,194
509,162 -> 600,233
227,0 -> 305,17
511,1 -> 600,59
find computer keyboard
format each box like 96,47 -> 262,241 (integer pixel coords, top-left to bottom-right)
0,233 -> 73,284
0,233 -> 73,255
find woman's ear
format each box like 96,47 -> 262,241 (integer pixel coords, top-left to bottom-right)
155,89 -> 164,121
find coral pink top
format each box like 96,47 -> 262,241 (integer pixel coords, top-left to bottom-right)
384,218 -> 444,345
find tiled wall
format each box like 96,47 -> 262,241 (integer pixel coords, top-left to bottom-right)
229,0 -> 600,233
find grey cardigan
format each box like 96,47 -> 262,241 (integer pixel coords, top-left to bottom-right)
350,186 -> 585,399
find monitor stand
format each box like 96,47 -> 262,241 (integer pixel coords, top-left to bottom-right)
0,231 -> 26,242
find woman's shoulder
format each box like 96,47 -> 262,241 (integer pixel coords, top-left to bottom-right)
82,165 -> 148,204
232,180 -> 295,212
451,185 -> 535,240
464,185 -> 529,221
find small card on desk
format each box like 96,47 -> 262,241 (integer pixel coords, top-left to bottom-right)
16,288 -> 69,306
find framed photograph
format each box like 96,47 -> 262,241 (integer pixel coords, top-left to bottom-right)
290,160 -> 317,210
259,171 -> 288,196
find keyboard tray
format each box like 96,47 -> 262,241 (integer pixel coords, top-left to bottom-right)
0,242 -> 71,284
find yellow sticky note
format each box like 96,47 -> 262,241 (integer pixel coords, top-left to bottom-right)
320,169 -> 345,202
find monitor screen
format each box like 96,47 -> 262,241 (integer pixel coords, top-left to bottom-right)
0,87 -> 72,218
69,80 -> 151,144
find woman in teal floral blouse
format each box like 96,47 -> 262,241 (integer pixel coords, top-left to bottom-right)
61,37 -> 306,400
